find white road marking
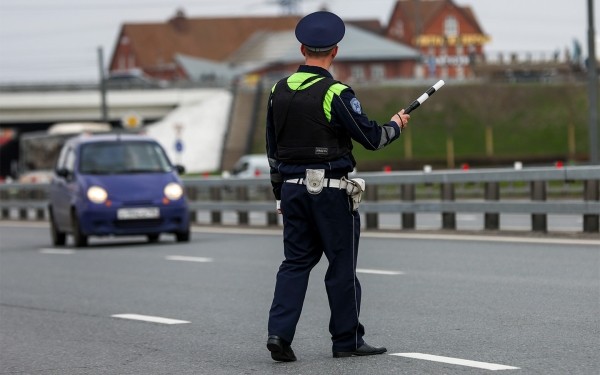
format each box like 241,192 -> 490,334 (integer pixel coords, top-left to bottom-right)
111,314 -> 190,325
39,248 -> 75,254
188,226 -> 599,246
2,222 -> 597,247
390,353 -> 520,371
362,231 -> 600,246
356,268 -> 404,275
165,255 -> 213,263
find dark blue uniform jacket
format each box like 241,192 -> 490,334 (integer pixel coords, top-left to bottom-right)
266,65 -> 401,200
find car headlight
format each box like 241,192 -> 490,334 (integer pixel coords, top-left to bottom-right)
164,182 -> 183,200
87,186 -> 108,204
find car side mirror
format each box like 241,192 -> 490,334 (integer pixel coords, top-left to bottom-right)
174,165 -> 185,175
56,168 -> 70,178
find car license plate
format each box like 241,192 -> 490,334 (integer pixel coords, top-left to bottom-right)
117,207 -> 160,220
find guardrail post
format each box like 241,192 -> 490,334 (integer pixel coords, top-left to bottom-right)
401,184 -> 415,229
365,185 -> 378,229
210,186 -> 222,225
237,186 -> 249,225
441,183 -> 456,229
18,189 -> 28,220
186,186 -> 198,224
265,187 -> 278,226
32,189 -> 45,220
0,187 -> 7,219
484,182 -> 500,230
36,207 -> 45,220
583,180 -> 599,232
530,181 -> 547,232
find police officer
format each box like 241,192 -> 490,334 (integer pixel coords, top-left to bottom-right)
266,11 -> 410,362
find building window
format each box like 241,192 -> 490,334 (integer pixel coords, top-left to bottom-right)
444,16 -> 459,38
371,65 -> 385,81
351,65 -> 365,81
390,20 -> 404,38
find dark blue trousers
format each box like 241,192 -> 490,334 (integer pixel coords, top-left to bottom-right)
268,182 -> 365,351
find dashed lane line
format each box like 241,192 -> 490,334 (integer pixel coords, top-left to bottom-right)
165,255 -> 213,263
111,314 -> 190,325
356,268 -> 404,275
390,353 -> 520,371
39,248 -> 76,254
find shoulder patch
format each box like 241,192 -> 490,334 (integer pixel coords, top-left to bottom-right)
350,98 -> 362,114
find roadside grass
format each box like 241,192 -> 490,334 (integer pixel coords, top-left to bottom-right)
251,82 -> 591,169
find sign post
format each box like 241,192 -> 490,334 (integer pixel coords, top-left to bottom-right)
174,123 -> 184,165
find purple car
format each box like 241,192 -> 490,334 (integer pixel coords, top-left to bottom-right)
48,133 -> 190,247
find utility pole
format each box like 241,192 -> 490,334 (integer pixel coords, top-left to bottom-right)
587,0 -> 598,164
98,46 -> 108,122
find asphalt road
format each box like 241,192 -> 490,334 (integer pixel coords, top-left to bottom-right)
1,223 -> 598,375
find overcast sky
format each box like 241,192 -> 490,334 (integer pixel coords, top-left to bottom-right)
0,0 -> 597,83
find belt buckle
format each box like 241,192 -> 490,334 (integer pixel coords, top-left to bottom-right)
305,169 -> 325,194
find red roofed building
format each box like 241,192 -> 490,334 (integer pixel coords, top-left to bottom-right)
109,10 -> 420,84
385,0 -> 490,79
109,1 -> 489,82
109,10 -> 301,81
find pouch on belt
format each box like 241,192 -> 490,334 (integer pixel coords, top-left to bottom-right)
342,177 -> 365,211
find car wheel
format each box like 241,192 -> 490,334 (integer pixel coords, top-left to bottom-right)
147,234 -> 160,243
175,230 -> 190,242
71,211 -> 88,248
49,206 -> 66,246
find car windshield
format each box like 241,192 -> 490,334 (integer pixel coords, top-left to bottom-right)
79,141 -> 171,174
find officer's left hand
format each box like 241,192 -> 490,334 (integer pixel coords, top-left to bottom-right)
391,109 -> 410,130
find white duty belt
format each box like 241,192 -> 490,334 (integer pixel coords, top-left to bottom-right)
285,178 -> 348,189
285,173 -> 365,211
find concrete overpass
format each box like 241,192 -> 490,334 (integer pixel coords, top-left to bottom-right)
0,87 -> 228,126
0,86 -> 248,176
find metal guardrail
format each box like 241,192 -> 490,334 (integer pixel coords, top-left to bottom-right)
0,166 -> 598,233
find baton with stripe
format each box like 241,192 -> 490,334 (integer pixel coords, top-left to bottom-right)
404,80 -> 445,114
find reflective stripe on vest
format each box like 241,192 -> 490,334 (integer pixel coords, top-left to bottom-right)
271,72 -> 348,121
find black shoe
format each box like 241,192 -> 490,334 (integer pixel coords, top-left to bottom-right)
267,335 -> 297,362
332,343 -> 387,358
